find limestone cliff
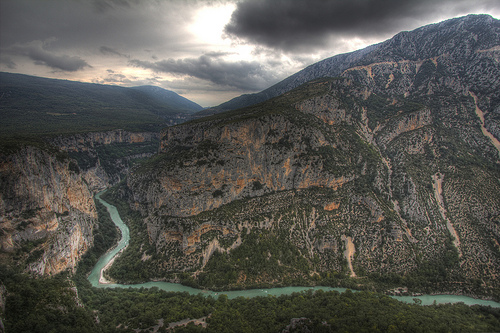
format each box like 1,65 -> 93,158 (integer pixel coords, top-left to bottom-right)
115,15 -> 500,296
0,145 -> 97,275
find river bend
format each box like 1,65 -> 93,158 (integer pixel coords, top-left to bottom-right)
89,191 -> 500,307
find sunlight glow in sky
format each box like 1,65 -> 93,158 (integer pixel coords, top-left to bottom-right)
189,4 -> 236,47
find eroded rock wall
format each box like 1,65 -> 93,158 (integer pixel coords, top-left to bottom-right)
0,146 -> 97,275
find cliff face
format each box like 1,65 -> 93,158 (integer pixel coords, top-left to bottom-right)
127,78 -> 500,291
52,129 -> 160,151
132,116 -> 354,218
51,129 -> 161,191
0,146 -> 97,275
122,15 -> 500,295
0,128 -> 161,276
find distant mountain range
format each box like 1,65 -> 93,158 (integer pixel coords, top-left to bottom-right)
0,72 -> 203,137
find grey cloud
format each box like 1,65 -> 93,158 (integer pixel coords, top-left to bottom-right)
130,55 -> 273,91
101,72 -> 131,84
92,72 -> 162,86
0,0 -> 193,57
224,0 -> 500,52
0,55 -> 17,69
100,46 -> 130,58
7,41 -> 91,72
92,0 -> 138,13
204,51 -> 236,58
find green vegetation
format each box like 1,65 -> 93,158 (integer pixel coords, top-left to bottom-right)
362,93 -> 424,130
0,135 -> 66,155
96,140 -> 159,177
75,199 -> 120,276
197,230 -> 313,290
6,261 -> 500,333
89,289 -> 500,332
0,268 -> 99,333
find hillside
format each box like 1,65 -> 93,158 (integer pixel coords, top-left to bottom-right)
0,72 -> 201,137
131,85 -> 203,114
107,14 -> 500,298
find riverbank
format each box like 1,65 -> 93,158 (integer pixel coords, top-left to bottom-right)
98,245 -> 128,284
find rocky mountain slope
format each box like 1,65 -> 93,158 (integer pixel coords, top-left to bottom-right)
0,127 -> 163,276
51,129 -> 161,191
114,14 -> 500,297
198,14 -> 500,118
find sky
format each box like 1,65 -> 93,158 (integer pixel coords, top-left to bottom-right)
1,0 -> 499,107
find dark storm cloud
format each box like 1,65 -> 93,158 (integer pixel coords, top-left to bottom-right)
0,0 -> 191,57
6,41 -> 91,72
129,55 -> 272,91
224,0 -> 500,51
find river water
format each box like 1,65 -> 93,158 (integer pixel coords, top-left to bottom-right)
89,192 -> 500,307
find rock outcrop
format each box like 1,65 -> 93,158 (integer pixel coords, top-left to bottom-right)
0,128 -> 161,276
0,145 -> 97,275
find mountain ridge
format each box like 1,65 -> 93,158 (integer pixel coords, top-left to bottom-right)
131,85 -> 203,113
198,14 -> 499,117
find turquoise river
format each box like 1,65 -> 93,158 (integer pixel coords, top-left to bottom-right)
88,191 -> 500,307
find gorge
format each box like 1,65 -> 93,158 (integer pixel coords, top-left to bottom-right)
1,13 -> 500,332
